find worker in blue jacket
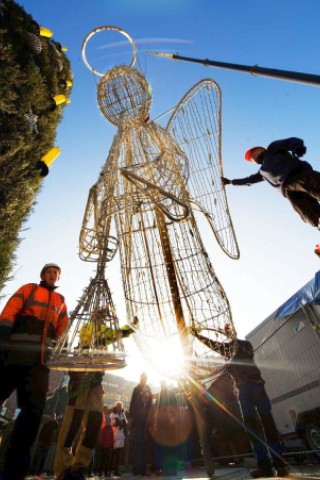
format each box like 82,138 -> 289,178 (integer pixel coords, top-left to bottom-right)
222,137 -> 320,228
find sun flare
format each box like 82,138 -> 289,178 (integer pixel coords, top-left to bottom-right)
147,335 -> 186,379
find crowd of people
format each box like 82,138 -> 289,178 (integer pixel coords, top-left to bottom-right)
0,293 -> 291,480
0,368 -> 187,480
0,227 -> 297,479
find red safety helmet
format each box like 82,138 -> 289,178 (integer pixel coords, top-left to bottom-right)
245,146 -> 266,162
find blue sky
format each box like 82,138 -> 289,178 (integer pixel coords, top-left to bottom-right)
2,0 -> 320,383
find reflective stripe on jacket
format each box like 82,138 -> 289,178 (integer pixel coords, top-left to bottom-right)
0,283 -> 68,351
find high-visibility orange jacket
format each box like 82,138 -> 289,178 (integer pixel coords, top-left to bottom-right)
0,282 -> 68,362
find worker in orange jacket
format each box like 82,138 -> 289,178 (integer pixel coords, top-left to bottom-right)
0,263 -> 69,480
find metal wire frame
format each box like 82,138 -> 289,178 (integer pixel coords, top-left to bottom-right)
81,26 -> 137,77
97,66 -> 152,125
76,57 -> 239,378
167,79 -> 240,259
47,246 -> 126,372
79,67 -> 236,377
115,197 -> 233,379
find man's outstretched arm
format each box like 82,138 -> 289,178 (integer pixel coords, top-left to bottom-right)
221,172 -> 264,186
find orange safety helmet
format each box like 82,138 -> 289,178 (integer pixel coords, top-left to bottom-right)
245,146 -> 266,162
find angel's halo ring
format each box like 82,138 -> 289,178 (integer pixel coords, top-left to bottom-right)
81,25 -> 137,76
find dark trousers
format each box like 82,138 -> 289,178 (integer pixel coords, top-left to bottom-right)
284,170 -> 320,226
31,442 -> 50,474
0,362 -> 49,479
99,447 -> 112,476
111,447 -> 122,474
238,383 -> 285,468
154,442 -> 177,475
132,421 -> 149,475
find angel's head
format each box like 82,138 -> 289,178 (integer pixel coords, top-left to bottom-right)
97,66 -> 152,126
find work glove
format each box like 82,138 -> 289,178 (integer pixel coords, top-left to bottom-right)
121,327 -> 135,338
221,176 -> 232,185
293,145 -> 307,157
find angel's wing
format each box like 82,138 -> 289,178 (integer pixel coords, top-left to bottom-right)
166,79 -> 239,259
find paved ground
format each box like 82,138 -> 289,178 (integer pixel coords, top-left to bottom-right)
25,463 -> 320,480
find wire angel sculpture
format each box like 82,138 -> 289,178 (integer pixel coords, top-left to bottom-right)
79,26 -> 240,380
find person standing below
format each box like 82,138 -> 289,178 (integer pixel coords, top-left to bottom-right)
191,325 -> 289,478
31,412 -> 59,477
98,412 -> 114,478
129,373 -> 153,476
54,371 -> 105,480
0,263 -> 68,480
110,401 -> 127,477
54,324 -> 135,480
152,381 -> 179,477
222,137 -> 320,229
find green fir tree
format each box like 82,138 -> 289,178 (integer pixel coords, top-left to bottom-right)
0,0 -> 73,291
